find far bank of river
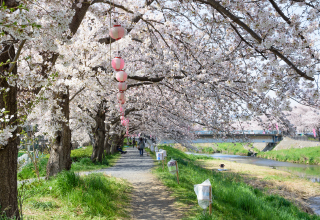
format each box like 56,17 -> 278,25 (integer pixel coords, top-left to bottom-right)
257,146 -> 320,165
186,152 -> 320,183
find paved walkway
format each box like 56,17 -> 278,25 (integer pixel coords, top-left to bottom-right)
79,145 -> 185,220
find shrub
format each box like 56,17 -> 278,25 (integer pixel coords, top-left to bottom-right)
18,158 -> 48,180
79,157 -> 92,166
70,146 -> 93,161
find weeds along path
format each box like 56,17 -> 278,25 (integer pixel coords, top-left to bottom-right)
78,146 -> 185,220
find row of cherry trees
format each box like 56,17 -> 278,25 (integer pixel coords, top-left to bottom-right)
1,0 -> 320,218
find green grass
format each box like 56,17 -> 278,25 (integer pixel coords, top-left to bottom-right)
150,145 -> 320,220
194,143 -> 253,156
18,152 -> 26,157
18,157 -> 48,180
29,200 -> 58,211
257,146 -> 320,165
18,146 -> 121,180
22,171 -> 131,219
70,146 -> 94,161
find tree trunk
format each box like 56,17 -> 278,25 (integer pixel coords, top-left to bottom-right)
105,140 -> 111,155
46,90 -> 72,178
104,125 -> 111,155
91,105 -> 105,163
118,133 -> 125,147
0,44 -> 19,218
110,134 -> 119,154
88,132 -> 95,146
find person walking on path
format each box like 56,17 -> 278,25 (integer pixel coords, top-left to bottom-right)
138,137 -> 145,156
133,138 -> 136,148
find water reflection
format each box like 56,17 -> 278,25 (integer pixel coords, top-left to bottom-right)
187,152 -> 320,183
276,166 -> 320,182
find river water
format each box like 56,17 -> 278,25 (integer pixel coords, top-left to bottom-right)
186,152 -> 320,183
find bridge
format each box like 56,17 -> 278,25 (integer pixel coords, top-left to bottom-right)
160,130 -> 283,145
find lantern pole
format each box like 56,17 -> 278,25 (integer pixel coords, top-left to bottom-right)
175,161 -> 179,184
209,186 -> 212,215
162,157 -> 164,171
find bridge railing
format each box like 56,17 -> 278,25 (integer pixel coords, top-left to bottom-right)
194,130 -> 281,135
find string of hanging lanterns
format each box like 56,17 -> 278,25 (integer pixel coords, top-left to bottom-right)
109,15 -> 130,136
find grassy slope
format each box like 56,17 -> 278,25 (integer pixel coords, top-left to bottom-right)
150,146 -> 320,220
257,146 -> 320,165
18,146 -> 121,180
21,171 -> 132,219
195,158 -> 320,214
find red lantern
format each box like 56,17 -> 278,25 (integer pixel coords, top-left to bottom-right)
112,57 -> 125,71
118,82 -> 127,92
117,93 -> 125,101
109,25 -> 126,40
116,70 -> 127,82
119,99 -> 126,104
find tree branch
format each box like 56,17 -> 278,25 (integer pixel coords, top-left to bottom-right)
128,75 -> 165,82
98,0 -> 155,44
195,0 -> 315,81
268,0 -> 291,24
70,86 -> 86,102
127,82 -> 153,89
8,39 -> 26,73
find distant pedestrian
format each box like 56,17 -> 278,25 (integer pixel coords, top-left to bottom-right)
133,138 -> 136,148
138,137 -> 145,156
117,146 -> 127,154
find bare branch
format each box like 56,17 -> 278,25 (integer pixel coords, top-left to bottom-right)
8,39 -> 26,73
195,0 -> 315,81
70,86 -> 86,102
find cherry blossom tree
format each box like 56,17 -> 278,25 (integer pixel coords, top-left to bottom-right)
0,0 -> 74,216
1,0 -> 320,218
285,104 -> 320,138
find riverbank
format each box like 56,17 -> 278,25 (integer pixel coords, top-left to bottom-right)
257,146 -> 320,165
196,158 -> 320,215
274,137 -> 320,150
185,143 -> 258,155
151,145 -> 320,219
180,142 -> 320,165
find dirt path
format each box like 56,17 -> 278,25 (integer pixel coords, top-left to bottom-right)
79,146 -> 185,220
